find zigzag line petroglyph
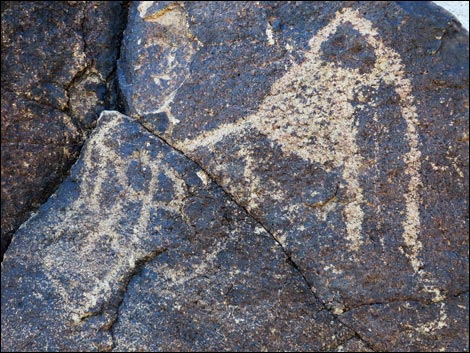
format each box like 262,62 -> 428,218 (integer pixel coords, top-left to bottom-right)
178,8 -> 425,274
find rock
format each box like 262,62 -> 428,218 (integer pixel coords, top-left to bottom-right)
341,293 -> 469,352
333,337 -> 374,352
1,92 -> 81,253
2,1 -> 468,351
0,1 -> 127,257
1,111 -> 352,351
118,1 -> 469,351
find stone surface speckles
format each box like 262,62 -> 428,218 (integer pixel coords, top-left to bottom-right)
1,1 -> 469,351
119,1 -> 469,351
1,111 -> 351,352
341,293 -> 469,352
118,1 -> 200,126
333,337 -> 374,352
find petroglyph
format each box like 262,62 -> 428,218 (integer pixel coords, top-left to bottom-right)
119,2 -> 201,128
416,302 -> 448,335
266,21 -> 275,46
179,8 -> 424,272
42,112 -> 190,325
5,109 -> 350,351
137,1 -> 154,18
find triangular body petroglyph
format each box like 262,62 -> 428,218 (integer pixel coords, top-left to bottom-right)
179,8 -> 426,275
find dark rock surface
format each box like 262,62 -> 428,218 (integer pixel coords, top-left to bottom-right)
1,111 -> 352,351
117,1 -> 469,351
1,1 -> 469,352
341,292 -> 470,352
1,1 -> 127,257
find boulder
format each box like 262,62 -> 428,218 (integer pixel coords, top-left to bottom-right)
1,1 -> 468,351
118,1 -> 469,351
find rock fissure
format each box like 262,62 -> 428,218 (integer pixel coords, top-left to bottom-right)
109,1 -> 130,115
341,289 -> 470,314
4,89 -> 68,115
64,64 -> 90,132
130,116 -> 377,349
1,2 -> 468,351
1,1 -> 131,260
108,247 -> 169,351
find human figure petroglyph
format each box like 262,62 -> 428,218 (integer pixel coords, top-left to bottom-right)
178,8 -> 425,274
42,113 -> 190,324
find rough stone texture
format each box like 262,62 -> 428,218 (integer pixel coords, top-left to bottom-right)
1,1 -> 127,257
332,337 -> 374,352
341,292 -> 469,352
1,111 -> 352,351
2,1 -> 469,352
117,1 -> 469,351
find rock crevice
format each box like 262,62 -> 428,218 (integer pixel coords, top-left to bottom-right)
132,116 -> 376,351
1,1 -> 468,351
1,1 -> 130,259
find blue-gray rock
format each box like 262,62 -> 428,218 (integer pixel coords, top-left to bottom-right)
2,1 -> 468,351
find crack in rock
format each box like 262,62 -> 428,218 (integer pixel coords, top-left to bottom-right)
115,2 -> 468,351
1,1 -> 468,352
107,247 -> 168,351
2,111 -> 352,351
132,116 -> 374,351
1,1 -> 130,259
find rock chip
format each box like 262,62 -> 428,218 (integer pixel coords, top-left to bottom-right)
1,111 -> 352,351
118,1 -> 469,351
1,1 -> 127,257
